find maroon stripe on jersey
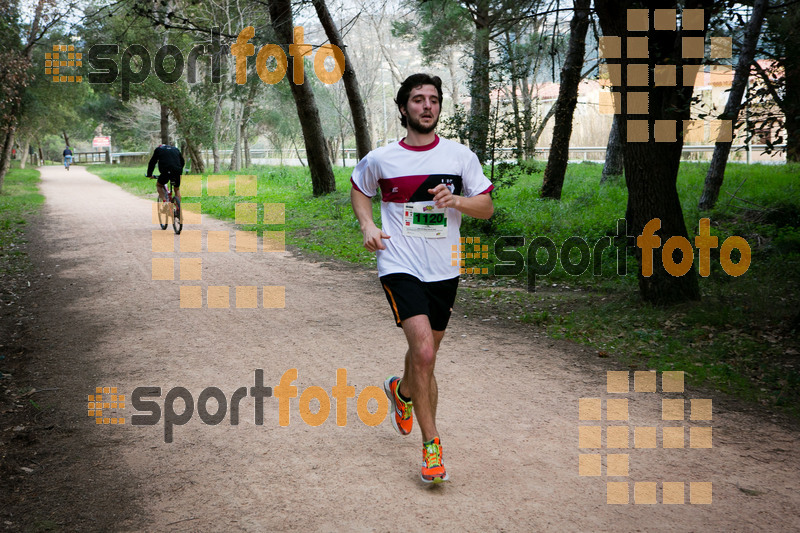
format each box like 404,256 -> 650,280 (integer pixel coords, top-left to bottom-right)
479,185 -> 495,195
378,175 -> 430,203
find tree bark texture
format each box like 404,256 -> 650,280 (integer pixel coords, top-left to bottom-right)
595,0 -> 710,305
160,104 -> 170,145
601,113 -> 624,183
699,0 -> 768,210
170,105 -> 205,173
468,1 -> 491,163
0,128 -> 16,187
229,102 -> 242,171
505,31 -> 524,161
785,53 -> 800,162
540,0 -> 591,199
19,137 -> 29,169
212,82 -> 223,172
268,0 -> 335,196
312,0 -> 372,159
521,75 -> 534,158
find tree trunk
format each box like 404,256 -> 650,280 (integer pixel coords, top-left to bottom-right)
268,0 -> 335,196
238,80 -> 258,171
506,30 -> 524,162
0,129 -> 15,189
530,95 -> 558,154
326,137 -> 338,166
521,75 -> 534,158
468,1 -> 491,164
601,113 -> 624,183
785,53 -> 800,162
188,139 -> 204,173
291,137 -> 306,167
160,104 -> 170,144
762,4 -> 800,163
212,87 -> 222,172
447,48 -> 460,107
312,0 -> 372,159
62,130 -> 70,147
19,137 -> 29,169
596,0 -> 704,305
540,0 -> 590,199
699,0 -> 768,210
229,102 -> 242,171
170,105 -> 205,174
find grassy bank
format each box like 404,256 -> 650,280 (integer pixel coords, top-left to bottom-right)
89,162 -> 800,416
0,165 -> 44,275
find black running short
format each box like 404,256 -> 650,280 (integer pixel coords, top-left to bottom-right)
380,273 -> 459,331
157,172 -> 181,188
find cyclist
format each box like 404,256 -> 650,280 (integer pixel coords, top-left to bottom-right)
146,142 -> 185,211
63,146 -> 73,170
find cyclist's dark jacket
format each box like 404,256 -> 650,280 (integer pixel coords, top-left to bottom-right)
147,144 -> 185,177
63,148 -> 72,156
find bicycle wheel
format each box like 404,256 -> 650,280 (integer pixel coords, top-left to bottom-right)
172,197 -> 182,234
158,198 -> 168,230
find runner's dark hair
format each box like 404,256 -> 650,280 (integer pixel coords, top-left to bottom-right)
395,73 -> 443,127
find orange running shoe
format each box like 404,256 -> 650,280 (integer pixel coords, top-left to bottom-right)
421,437 -> 449,483
384,376 -> 413,435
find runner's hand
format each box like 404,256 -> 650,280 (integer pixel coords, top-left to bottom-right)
428,184 -> 460,209
363,225 -> 390,252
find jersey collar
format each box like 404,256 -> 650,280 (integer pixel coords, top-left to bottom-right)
399,135 -> 439,152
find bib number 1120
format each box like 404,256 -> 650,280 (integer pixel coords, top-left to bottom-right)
413,212 -> 446,226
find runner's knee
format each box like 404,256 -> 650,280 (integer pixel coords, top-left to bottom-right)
410,345 -> 436,371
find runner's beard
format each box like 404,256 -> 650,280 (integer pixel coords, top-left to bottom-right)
407,113 -> 439,135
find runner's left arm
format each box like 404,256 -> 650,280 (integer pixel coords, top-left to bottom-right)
428,184 -> 494,219
428,148 -> 494,219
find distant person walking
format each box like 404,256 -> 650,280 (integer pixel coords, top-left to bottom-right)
63,147 -> 73,170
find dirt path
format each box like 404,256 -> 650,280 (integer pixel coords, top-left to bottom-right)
3,164 -> 799,532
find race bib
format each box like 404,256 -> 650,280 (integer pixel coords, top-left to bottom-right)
402,202 -> 447,238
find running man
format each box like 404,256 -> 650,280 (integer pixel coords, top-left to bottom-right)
350,73 -> 494,483
146,141 -> 185,206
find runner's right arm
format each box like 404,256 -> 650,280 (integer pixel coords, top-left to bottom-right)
351,187 -> 390,252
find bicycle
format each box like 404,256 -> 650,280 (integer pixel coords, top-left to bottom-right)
149,175 -> 182,234
64,155 -> 72,171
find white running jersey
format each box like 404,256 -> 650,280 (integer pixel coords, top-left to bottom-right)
351,135 -> 494,281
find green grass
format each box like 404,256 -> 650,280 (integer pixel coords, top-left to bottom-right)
89,161 -> 800,417
0,165 -> 44,277
90,164 -> 376,264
